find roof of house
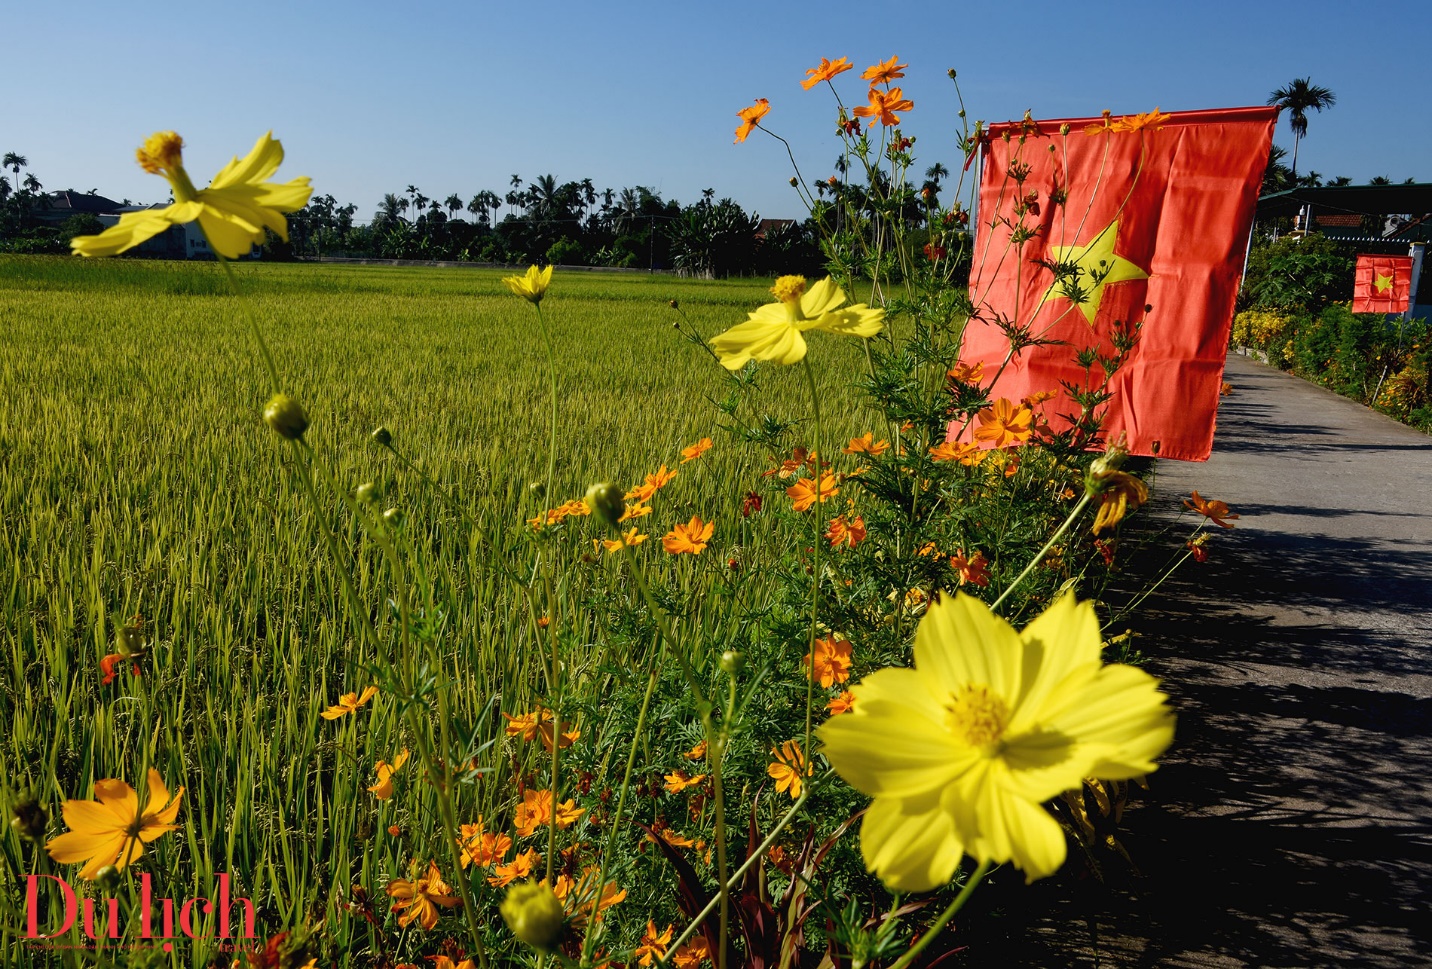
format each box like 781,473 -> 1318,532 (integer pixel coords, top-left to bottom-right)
1257,183 -> 1432,219
44,191 -> 126,215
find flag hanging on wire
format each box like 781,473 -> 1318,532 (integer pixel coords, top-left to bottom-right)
955,106 -> 1277,461
1351,253 -> 1413,314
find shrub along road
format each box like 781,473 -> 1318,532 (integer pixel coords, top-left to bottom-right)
968,351 -> 1432,967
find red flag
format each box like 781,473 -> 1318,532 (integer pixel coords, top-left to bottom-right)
1351,254 -> 1413,314
956,106 -> 1277,461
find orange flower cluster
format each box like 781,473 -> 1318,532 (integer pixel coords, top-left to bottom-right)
664,770 -> 706,794
842,432 -> 890,456
548,866 -> 627,926
625,464 -> 678,502
457,818 -> 513,869
488,847 -> 540,887
973,398 -> 1034,447
826,690 -> 857,715
514,788 -> 585,838
826,514 -> 866,549
528,498 -> 592,530
502,707 -> 581,751
928,440 -> 983,465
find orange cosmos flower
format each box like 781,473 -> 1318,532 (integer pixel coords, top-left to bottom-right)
860,56 -> 907,85
664,770 -> 707,794
927,441 -> 977,464
488,847 -> 539,887
626,465 -> 678,501
1023,390 -> 1058,406
671,936 -> 714,969
734,99 -> 770,143
603,528 -> 649,554
320,685 -> 378,720
1090,471 -> 1149,536
842,432 -> 890,456
1184,491 -> 1240,528
680,437 -> 713,463
619,501 -> 653,522
787,473 -> 839,512
368,749 -> 410,800
826,514 -> 867,549
947,361 -> 985,384
1084,109 -> 1115,135
801,57 -> 854,90
804,635 -> 853,688
663,516 -> 714,555
853,87 -> 913,127
1187,534 -> 1211,563
552,866 -> 627,925
973,398 -> 1034,447
45,769 -> 184,881
685,739 -> 707,761
386,861 -> 462,930
826,690 -> 857,715
949,549 -> 991,587
1112,107 -> 1172,133
457,820 -> 512,868
767,741 -> 813,799
100,652 -> 141,685
502,708 -> 580,750
514,789 -> 585,838
635,921 -> 675,967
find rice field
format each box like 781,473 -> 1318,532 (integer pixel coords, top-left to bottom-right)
1,256 -> 881,965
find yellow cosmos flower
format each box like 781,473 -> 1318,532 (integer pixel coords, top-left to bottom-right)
368,749 -> 410,800
71,131 -> 311,259
503,264 -> 553,303
818,592 -> 1174,891
386,860 -> 462,930
767,740 -> 813,799
709,275 -> 884,370
46,769 -> 184,881
320,685 -> 379,720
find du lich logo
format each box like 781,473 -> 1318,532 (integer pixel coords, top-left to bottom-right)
25,872 -> 255,950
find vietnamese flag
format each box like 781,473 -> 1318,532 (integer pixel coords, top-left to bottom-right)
1352,254 -> 1413,314
957,106 -> 1277,461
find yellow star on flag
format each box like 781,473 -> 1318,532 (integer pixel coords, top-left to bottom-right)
1374,272 -> 1394,294
1038,220 -> 1150,324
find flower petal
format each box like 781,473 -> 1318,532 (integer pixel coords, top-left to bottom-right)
859,792 -> 965,892
813,305 -> 886,339
800,277 -> 848,318
1042,664 -> 1175,779
818,668 -> 973,797
709,319 -> 806,370
1007,593 -> 1102,733
964,781 -> 1068,882
70,208 -> 177,258
209,131 -> 284,190
913,593 -> 1024,704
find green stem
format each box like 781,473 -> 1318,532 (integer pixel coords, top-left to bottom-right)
990,492 -> 1093,614
799,358 -> 826,759
216,256 -> 281,393
580,644 -> 662,967
885,860 -> 992,969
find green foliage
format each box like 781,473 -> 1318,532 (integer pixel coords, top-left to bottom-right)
1240,232 -> 1355,313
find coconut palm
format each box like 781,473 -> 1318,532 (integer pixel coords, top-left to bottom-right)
22,173 -> 42,194
1266,78 -> 1336,178
445,193 -> 463,220
3,152 -> 25,193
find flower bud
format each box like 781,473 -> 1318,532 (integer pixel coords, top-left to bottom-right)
263,394 -> 309,441
356,482 -> 379,504
94,865 -> 122,892
584,482 -> 625,529
789,177 -> 798,187
500,881 -> 566,952
528,481 -> 546,497
9,797 -> 47,841
947,69 -> 957,80
669,299 -> 679,309
719,650 -> 744,674
382,507 -> 403,526
371,426 -> 392,447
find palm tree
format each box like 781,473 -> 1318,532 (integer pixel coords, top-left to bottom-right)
445,193 -> 464,220
22,173 -> 42,194
3,152 -> 25,193
1266,78 -> 1336,178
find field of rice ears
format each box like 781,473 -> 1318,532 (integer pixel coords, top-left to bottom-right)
1,256 -> 879,964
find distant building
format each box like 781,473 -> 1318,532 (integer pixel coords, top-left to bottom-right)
33,191 -> 260,259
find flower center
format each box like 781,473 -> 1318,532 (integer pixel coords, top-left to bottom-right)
770,275 -> 807,322
944,684 -> 1009,750
136,132 -> 184,175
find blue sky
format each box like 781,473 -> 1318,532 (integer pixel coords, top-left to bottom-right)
6,1 -> 1428,221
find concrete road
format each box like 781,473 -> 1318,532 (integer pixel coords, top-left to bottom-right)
963,352 -> 1432,966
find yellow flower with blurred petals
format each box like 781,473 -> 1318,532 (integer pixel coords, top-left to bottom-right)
71,131 -> 312,259
368,749 -> 409,800
320,685 -> 378,720
503,264 -> 553,303
710,275 -> 884,370
818,592 -> 1174,891
45,769 -> 184,881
